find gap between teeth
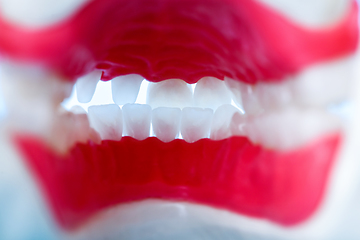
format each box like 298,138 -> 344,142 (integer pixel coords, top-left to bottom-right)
61,56 -> 352,150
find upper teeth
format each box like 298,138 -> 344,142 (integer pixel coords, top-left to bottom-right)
225,56 -> 354,112
56,54 -> 352,151
111,74 -> 144,105
194,77 -> 232,109
75,70 -> 102,103
146,79 -> 193,109
0,53 -> 352,152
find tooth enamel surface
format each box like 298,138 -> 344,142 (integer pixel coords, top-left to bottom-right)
70,105 -> 87,114
256,81 -> 292,111
51,111 -> 99,153
291,56 -> 354,107
225,77 -> 262,115
210,104 -> 245,140
152,107 -> 181,143
181,107 -> 213,143
0,62 -> 73,134
111,74 -> 144,105
0,0 -> 91,27
59,66 -> 348,150
257,0 -> 350,27
75,70 -> 102,104
122,104 -> 152,141
146,79 -> 193,109
88,104 -> 123,141
194,77 -> 232,109
246,108 -> 340,150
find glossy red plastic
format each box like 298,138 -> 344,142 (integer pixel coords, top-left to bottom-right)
16,134 -> 340,230
0,0 -> 357,84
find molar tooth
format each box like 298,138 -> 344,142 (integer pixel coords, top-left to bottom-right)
51,111 -> 100,153
152,107 -> 181,142
225,77 -> 262,115
111,74 -> 144,105
75,70 -> 102,103
291,57 -> 353,107
181,107 -> 213,143
256,81 -> 292,110
194,77 -> 232,109
146,79 -> 193,109
88,104 -> 123,141
247,108 -> 340,150
210,104 -> 245,140
122,104 -> 151,140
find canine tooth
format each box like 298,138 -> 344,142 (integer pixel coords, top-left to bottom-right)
88,104 -> 123,141
122,104 -> 151,140
291,56 -> 353,107
194,77 -> 232,109
225,77 -> 262,115
256,81 -> 292,110
210,104 -> 245,140
247,108 -> 340,150
75,70 -> 102,103
181,107 -> 213,143
152,107 -> 181,142
111,74 -> 144,105
0,0 -> 91,27
147,79 -> 193,109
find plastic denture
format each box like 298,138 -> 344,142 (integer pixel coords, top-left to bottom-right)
0,0 -> 359,239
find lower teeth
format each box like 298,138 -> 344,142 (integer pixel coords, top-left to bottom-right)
61,103 -> 340,152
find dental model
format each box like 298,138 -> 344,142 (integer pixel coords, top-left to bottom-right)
0,0 -> 359,239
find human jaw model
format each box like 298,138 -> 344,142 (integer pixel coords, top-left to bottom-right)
0,0 -> 359,239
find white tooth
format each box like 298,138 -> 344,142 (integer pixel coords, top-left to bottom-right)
291,56 -> 354,107
224,77 -> 243,109
111,74 -> 144,105
181,107 -> 213,143
146,79 -> 193,109
210,104 -> 246,140
122,104 -> 152,140
256,81 -> 292,110
225,77 -> 262,115
70,105 -> 86,114
246,108 -> 340,150
0,0 -> 91,27
0,61 -> 73,133
88,104 -> 123,141
152,107 -> 181,142
257,0 -> 350,27
193,77 -> 232,109
75,70 -> 102,103
51,110 -> 100,153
